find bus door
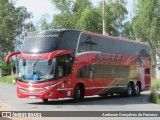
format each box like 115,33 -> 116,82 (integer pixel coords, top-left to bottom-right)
140,67 -> 151,90
55,55 -> 73,98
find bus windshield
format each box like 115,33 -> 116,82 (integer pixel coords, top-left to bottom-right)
19,59 -> 56,80
21,34 -> 60,54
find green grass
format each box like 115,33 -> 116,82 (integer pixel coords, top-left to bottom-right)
0,74 -> 17,85
151,80 -> 160,90
149,80 -> 160,105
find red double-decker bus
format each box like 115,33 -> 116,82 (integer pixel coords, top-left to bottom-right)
6,29 -> 151,102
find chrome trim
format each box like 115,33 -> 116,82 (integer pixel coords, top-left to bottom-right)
145,84 -> 151,87
44,81 -> 62,90
17,81 -> 62,92
18,87 -> 44,92
85,86 -> 126,90
57,88 -> 73,91
75,32 -> 82,55
76,51 -> 101,56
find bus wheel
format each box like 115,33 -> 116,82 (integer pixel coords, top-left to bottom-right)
42,99 -> 48,103
73,85 -> 84,102
134,83 -> 140,96
126,83 -> 134,97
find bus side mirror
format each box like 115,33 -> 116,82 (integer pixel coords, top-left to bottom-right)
90,67 -> 95,71
23,60 -> 26,66
5,52 -> 21,64
48,60 -> 52,65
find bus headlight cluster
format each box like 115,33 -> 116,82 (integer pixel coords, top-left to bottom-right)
44,82 -> 62,90
17,85 -> 22,89
44,84 -> 57,90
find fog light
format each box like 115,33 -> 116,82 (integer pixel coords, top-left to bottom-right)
46,92 -> 52,96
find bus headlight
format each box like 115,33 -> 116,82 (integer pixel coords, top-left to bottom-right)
44,84 -> 57,90
17,85 -> 22,89
43,82 -> 62,90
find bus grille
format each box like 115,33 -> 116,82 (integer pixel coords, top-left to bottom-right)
19,87 -> 44,92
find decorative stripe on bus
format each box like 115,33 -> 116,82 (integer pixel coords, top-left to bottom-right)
145,84 -> 150,87
85,85 -> 126,90
76,51 -> 101,56
96,78 -> 119,94
57,88 -> 73,91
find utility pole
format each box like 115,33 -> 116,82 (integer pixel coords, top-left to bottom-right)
103,0 -> 106,35
0,45 -> 1,61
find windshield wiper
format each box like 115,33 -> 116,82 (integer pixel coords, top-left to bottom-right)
33,60 -> 39,74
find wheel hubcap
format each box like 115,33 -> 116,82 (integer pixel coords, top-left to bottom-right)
135,85 -> 139,94
128,86 -> 132,95
78,90 -> 81,98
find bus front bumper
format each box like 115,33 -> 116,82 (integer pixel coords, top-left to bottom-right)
16,86 -> 57,99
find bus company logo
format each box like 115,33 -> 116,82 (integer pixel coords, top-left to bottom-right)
27,34 -> 59,38
1,112 -> 42,118
94,53 -> 123,64
2,112 -> 11,117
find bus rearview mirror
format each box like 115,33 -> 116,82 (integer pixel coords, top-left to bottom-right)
23,61 -> 26,66
48,60 -> 52,65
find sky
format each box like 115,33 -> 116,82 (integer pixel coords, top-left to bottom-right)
15,0 -> 134,24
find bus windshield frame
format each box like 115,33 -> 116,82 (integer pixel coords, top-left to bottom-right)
18,58 -> 56,81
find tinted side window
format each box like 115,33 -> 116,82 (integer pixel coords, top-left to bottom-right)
77,65 -> 130,78
93,65 -> 129,78
91,36 -> 112,53
78,34 -> 98,52
59,31 -> 80,55
139,44 -> 150,57
128,43 -> 139,56
77,66 -> 90,78
78,33 -> 150,57
55,55 -> 73,79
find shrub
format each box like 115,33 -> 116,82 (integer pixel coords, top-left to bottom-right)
149,91 -> 158,103
149,80 -> 160,104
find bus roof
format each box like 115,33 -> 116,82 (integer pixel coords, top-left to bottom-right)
27,29 -> 149,46
83,31 -> 150,46
27,29 -> 82,36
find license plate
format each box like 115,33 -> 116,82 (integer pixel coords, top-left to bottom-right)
29,96 -> 36,99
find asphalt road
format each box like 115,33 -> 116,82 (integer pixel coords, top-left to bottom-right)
0,82 -> 160,120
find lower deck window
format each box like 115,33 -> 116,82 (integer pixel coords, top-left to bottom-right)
78,65 -> 129,78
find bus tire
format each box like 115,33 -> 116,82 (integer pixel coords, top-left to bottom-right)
126,83 -> 134,97
42,99 -> 48,103
73,85 -> 84,102
134,83 -> 141,96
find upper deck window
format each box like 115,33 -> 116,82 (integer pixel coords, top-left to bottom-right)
78,33 -> 150,56
22,34 -> 60,54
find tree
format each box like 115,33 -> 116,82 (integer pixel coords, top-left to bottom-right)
0,0 -> 32,58
77,7 -> 102,33
51,0 -> 92,29
0,0 -> 33,75
50,0 -> 128,36
108,0 -> 128,36
40,15 -> 52,30
132,0 -> 160,63
122,21 -> 135,40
